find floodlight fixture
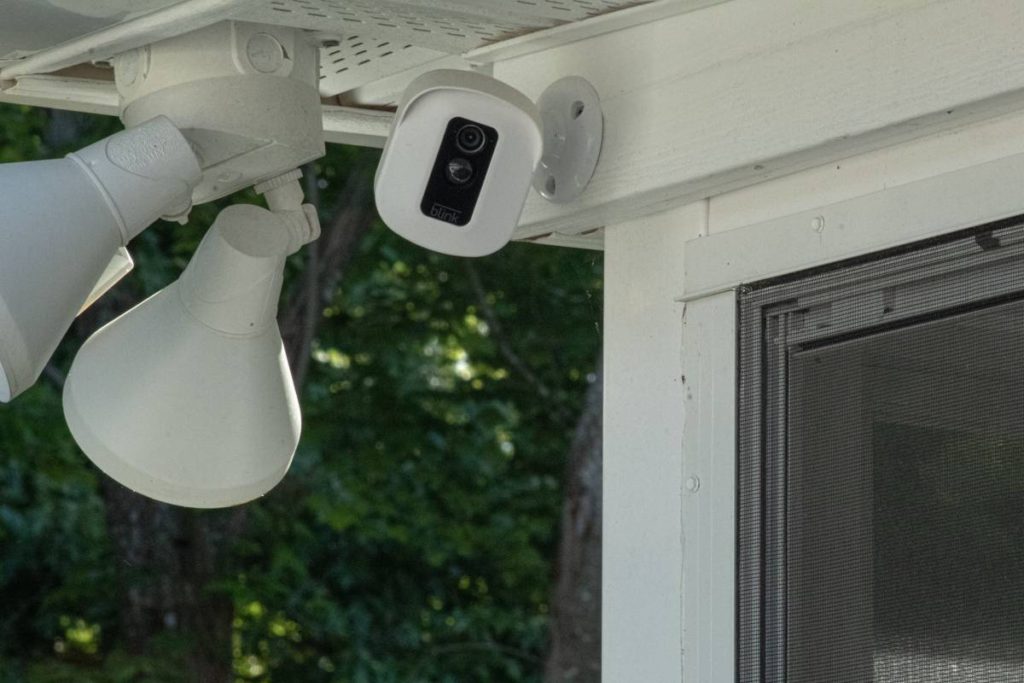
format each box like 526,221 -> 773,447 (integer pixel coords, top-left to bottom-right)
0,116 -> 200,401
0,19 -> 332,507
0,16 -> 605,508
63,176 -> 320,508
0,19 -> 333,508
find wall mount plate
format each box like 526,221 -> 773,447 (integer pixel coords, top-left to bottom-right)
533,76 -> 603,204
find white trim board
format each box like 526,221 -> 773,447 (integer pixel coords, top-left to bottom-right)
602,202 -> 706,682
683,108 -> 1024,300
680,289 -> 737,682
495,0 -> 1024,239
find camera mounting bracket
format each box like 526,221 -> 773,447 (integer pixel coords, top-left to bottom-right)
533,76 -> 603,205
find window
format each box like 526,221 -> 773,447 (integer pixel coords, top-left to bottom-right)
738,221 -> 1024,682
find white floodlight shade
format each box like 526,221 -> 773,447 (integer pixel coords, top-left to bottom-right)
0,116 -> 199,401
63,204 -> 301,509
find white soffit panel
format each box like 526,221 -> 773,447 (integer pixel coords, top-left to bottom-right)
0,1 -> 181,59
0,0 -> 660,100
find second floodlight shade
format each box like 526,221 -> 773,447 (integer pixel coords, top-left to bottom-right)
0,117 -> 199,400
63,205 -> 302,508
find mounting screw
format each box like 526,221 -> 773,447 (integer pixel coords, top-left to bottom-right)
685,476 -> 701,493
114,47 -> 150,89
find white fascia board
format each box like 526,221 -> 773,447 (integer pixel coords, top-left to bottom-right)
496,0 -> 1024,240
684,108 -> 1024,299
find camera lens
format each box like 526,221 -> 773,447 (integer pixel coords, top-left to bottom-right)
446,157 -> 474,185
455,124 -> 486,154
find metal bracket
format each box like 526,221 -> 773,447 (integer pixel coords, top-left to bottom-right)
254,169 -> 322,254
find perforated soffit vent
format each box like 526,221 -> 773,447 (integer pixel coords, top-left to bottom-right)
227,0 -> 647,99
1,0 -> 652,101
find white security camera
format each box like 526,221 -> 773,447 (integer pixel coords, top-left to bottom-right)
374,70 -> 545,258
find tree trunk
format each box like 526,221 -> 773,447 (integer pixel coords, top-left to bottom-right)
99,479 -> 184,656
544,357 -> 603,683
100,480 -> 241,683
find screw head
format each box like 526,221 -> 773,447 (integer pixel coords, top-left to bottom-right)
115,47 -> 150,88
246,33 -> 286,74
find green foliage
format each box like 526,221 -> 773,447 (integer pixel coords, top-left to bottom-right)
0,104 -> 601,681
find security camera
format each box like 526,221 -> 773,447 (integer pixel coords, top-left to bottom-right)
374,70 -> 545,258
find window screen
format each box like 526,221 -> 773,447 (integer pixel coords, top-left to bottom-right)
738,222 -> 1024,682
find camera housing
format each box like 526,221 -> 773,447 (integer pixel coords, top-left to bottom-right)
374,70 -> 543,257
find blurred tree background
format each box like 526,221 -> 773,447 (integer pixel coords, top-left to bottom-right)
0,105 -> 603,682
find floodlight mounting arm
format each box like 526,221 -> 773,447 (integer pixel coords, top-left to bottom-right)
254,169 -> 322,254
0,114 -> 201,402
72,115 -> 201,240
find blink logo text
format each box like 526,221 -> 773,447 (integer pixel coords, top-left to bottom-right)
429,203 -> 463,224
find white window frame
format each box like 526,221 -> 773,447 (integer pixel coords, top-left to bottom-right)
603,107 -> 1024,682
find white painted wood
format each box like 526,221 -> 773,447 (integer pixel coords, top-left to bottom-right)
519,230 -> 603,250
0,4 -> 141,59
0,74 -> 119,115
603,201 -> 706,683
464,0 -> 732,65
0,0 -> 654,84
0,0 -> 243,81
339,55 -> 476,109
708,108 -> 1024,237
684,128 -> 1024,298
0,76 -> 392,147
495,0 -> 1024,239
320,106 -> 392,148
680,289 -> 736,682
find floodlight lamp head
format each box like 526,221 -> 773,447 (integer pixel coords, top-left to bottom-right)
63,203 -> 303,509
0,116 -> 200,401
